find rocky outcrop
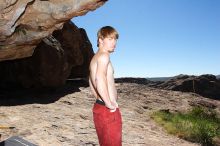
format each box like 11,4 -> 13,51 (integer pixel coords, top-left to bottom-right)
0,0 -> 107,88
115,77 -> 153,85
152,74 -> 220,99
0,0 -> 107,61
0,21 -> 94,88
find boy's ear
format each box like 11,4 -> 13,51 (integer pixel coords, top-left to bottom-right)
99,38 -> 103,45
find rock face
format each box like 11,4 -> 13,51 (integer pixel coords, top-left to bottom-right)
0,21 -> 94,88
0,0 -> 106,61
152,74 -> 220,100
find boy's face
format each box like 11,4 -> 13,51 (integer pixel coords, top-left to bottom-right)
100,35 -> 117,53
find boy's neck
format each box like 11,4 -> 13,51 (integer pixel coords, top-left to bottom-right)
98,47 -> 110,54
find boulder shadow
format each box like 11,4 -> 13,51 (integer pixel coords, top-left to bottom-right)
0,79 -> 89,106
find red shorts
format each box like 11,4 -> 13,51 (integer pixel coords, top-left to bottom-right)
93,102 -> 122,146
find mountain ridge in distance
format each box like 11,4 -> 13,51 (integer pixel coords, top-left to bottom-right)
147,74 -> 220,81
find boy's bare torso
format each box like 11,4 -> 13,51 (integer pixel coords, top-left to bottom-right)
89,52 -> 117,105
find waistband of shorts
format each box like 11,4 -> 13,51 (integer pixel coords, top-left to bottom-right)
95,99 -> 105,106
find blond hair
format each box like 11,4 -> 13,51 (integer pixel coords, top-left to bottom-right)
97,26 -> 119,47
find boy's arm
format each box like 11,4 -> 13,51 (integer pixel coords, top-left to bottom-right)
89,77 -> 98,98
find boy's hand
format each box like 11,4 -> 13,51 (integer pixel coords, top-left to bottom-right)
111,101 -> 118,108
110,107 -> 117,112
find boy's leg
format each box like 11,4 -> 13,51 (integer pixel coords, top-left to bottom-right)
107,108 -> 122,146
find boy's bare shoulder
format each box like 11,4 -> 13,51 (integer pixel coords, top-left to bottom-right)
97,52 -> 110,62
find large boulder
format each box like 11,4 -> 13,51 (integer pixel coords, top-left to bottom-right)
53,22 -> 94,79
0,21 -> 94,88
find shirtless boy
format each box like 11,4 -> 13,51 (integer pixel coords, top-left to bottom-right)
89,26 -> 122,146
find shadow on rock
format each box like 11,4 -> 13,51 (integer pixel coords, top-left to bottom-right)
0,79 -> 89,106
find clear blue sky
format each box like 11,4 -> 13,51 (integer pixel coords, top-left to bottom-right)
72,0 -> 220,78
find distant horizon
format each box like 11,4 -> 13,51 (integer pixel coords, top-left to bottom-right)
115,73 -> 220,79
